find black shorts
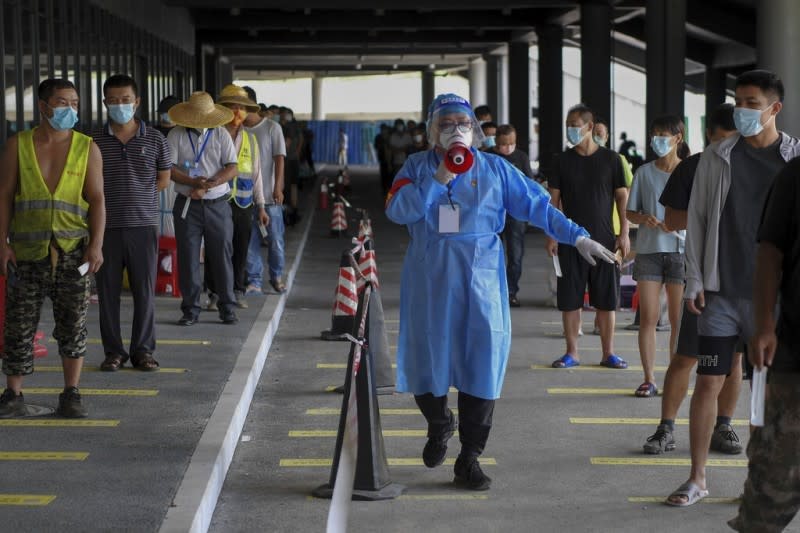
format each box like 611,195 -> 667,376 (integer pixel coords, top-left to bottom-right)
556,246 -> 619,311
697,335 -> 738,376
675,301 -> 698,357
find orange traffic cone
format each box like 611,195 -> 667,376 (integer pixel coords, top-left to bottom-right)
330,201 -> 347,237
313,283 -> 405,502
321,250 -> 359,341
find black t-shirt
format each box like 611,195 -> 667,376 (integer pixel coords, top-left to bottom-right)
492,148 -> 537,180
757,157 -> 800,370
549,147 -> 626,248
659,152 -> 701,210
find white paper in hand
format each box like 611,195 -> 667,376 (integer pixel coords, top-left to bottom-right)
750,367 -> 766,427
77,262 -> 90,276
552,255 -> 563,278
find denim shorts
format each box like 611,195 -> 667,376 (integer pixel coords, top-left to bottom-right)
633,252 -> 684,285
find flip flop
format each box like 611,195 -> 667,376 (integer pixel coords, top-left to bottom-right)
599,354 -> 628,369
552,354 -> 580,368
665,481 -> 709,507
635,382 -> 658,398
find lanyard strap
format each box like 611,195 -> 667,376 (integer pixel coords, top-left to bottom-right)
187,129 -> 213,166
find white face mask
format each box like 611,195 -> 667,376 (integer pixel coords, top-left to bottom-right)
439,131 -> 473,150
413,134 -> 423,143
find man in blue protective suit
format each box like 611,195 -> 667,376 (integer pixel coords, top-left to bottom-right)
385,93 -> 616,490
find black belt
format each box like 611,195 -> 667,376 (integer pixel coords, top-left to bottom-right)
179,193 -> 229,204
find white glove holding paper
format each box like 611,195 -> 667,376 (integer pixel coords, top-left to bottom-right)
574,236 -> 617,266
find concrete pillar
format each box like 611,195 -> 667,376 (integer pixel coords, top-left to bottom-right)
645,0 -> 686,158
509,41 -> 532,156
758,0 -> 800,137
487,51 -> 509,124
705,67 -> 727,144
469,57 -> 487,110
312,76 -> 323,120
581,0 -> 612,127
536,25 -> 563,179
422,70 -> 436,122
219,59 -> 233,89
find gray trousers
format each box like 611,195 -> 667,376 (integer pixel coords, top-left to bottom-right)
173,194 -> 236,318
95,226 -> 158,358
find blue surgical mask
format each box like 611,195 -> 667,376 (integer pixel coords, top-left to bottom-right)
160,112 -> 171,124
734,106 -> 771,137
567,126 -> 586,145
484,135 -> 496,148
107,103 -> 136,125
650,135 -> 674,157
592,135 -> 606,146
46,105 -> 78,131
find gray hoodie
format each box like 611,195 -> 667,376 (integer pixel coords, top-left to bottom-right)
685,131 -> 800,301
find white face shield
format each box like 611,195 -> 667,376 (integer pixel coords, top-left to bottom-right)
426,94 -> 485,149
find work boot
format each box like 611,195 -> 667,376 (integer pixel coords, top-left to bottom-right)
205,293 -> 219,311
234,290 -> 248,309
453,456 -> 492,490
643,424 -> 676,454
0,389 -> 26,418
56,387 -> 88,418
710,424 -> 742,454
422,411 -> 456,468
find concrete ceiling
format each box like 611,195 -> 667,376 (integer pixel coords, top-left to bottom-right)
162,0 -> 757,83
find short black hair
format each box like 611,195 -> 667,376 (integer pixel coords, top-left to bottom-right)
157,95 -> 180,113
38,78 -> 76,101
735,69 -> 784,102
496,124 -> 516,137
103,74 -> 138,97
473,105 -> 491,118
242,85 -> 257,103
706,103 -> 736,133
481,121 -> 498,131
567,103 -> 594,125
594,116 -> 609,129
259,103 -> 268,113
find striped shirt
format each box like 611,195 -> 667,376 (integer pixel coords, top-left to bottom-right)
92,120 -> 172,228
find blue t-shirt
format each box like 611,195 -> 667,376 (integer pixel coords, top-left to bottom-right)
628,161 -> 685,254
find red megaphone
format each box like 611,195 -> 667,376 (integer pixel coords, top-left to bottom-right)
444,143 -> 474,174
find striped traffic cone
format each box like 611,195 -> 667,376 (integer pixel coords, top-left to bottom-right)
330,201 -> 347,237
321,250 -> 359,341
356,239 -> 379,294
357,212 -> 373,243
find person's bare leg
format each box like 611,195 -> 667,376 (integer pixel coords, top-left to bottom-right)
6,375 -> 23,394
660,355 -> 696,420
668,373 -> 726,504
637,281 -> 661,385
597,310 -> 615,361
563,309 -> 582,360
62,356 -> 84,389
665,283 -> 684,356
718,352 -> 743,418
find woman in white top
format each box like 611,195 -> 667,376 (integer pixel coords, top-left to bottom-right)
626,116 -> 689,398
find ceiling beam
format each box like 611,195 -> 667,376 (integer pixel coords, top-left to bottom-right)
197,29 -> 514,46
165,0 -> 577,8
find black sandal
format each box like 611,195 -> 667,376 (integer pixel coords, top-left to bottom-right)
100,354 -> 127,372
131,353 -> 159,372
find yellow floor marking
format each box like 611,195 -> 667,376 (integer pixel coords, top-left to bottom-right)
0,452 -> 89,461
591,457 -> 746,467
0,419 -> 118,427
531,364 -> 668,372
306,493 -> 488,501
0,494 -> 56,506
571,417 -> 748,426
24,388 -> 158,396
36,366 -> 187,373
49,337 -> 210,346
628,496 -> 739,504
290,429 -> 445,437
385,319 -> 400,323
281,458 -> 496,467
318,363 -> 397,369
306,408 -> 458,416
548,387 -> 692,396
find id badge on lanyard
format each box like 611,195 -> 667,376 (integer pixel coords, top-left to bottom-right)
187,129 -> 212,179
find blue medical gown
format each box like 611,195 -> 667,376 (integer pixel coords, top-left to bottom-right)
385,149 -> 589,400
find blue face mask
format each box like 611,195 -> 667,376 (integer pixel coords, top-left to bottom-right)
592,135 -> 606,146
567,126 -> 586,145
484,135 -> 496,148
47,105 -> 78,131
650,135 -> 674,157
107,103 -> 136,125
734,106 -> 770,137
160,112 -> 171,124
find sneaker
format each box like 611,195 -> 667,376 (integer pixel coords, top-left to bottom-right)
509,294 -> 520,308
710,424 -> 743,454
220,309 -> 238,324
643,424 -> 676,454
453,456 -> 492,490
177,314 -> 197,326
422,412 -> 457,468
624,322 -> 639,331
0,389 -> 26,418
234,291 -> 248,309
205,293 -> 219,311
245,283 -> 262,295
656,323 -> 671,332
56,387 -> 88,418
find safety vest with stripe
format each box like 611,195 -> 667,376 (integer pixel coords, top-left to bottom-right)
230,131 -> 257,208
11,128 -> 91,261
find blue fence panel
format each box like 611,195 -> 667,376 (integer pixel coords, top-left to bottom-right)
308,120 -> 389,165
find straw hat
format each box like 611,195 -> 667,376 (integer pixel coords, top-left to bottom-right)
216,84 -> 259,113
168,91 -> 234,129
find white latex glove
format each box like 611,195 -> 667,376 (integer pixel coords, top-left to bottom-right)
434,160 -> 456,185
574,236 -> 617,266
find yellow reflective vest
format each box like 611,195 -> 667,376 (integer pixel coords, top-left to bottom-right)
230,131 -> 257,208
11,128 -> 91,261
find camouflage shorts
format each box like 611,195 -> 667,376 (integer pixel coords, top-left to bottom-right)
729,382 -> 800,532
2,247 -> 89,376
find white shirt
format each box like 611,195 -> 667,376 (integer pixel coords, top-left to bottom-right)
167,126 -> 238,200
246,118 -> 287,203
